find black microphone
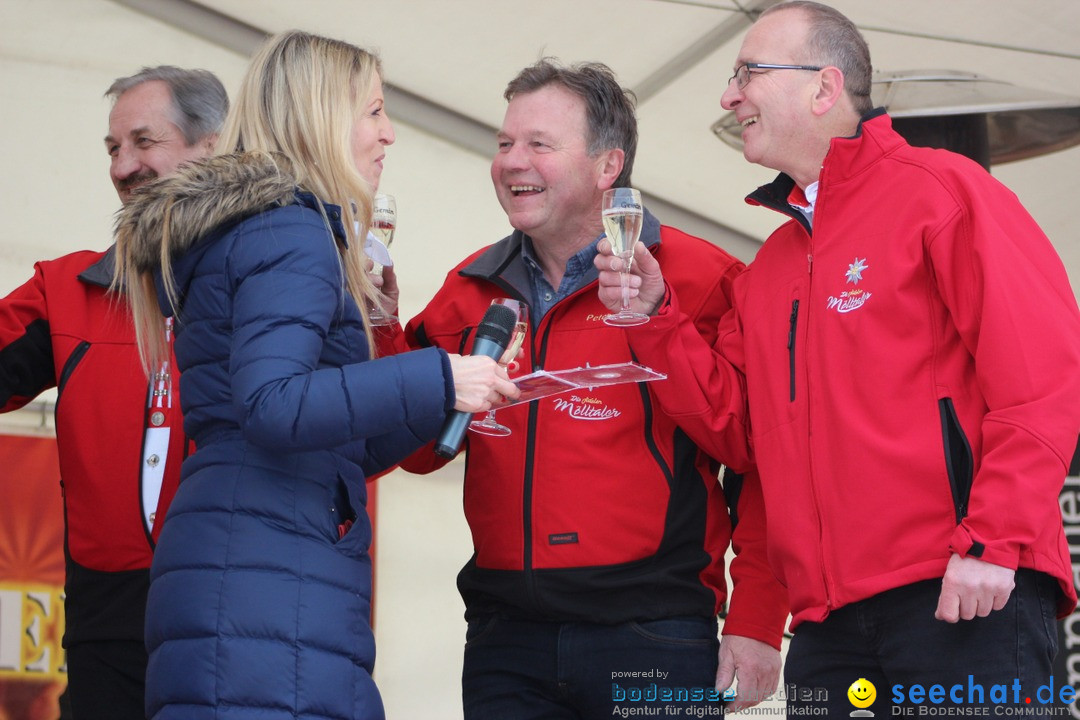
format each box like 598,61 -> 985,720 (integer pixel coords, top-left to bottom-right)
434,302 -> 518,458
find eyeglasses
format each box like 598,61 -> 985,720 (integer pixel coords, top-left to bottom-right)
728,63 -> 823,89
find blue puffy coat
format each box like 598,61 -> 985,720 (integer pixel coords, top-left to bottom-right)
116,153 -> 452,720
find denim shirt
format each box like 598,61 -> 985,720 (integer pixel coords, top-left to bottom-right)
521,235 -> 603,320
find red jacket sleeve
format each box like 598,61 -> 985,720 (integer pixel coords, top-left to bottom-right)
929,176 -> 1080,570
722,466 -> 789,647
0,262 -> 58,411
644,245 -> 787,645
627,282 -> 754,474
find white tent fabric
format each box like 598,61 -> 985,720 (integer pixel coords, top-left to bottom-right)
3,0 -> 1078,305
2,1 -> 1078,717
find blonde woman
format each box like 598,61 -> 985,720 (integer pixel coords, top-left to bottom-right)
114,31 -> 516,720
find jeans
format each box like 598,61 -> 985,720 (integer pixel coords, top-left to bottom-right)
785,570 -> 1062,717
462,615 -> 722,720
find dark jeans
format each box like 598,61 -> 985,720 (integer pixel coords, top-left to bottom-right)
65,640 -> 147,720
462,615 -> 723,720
785,570 -> 1062,717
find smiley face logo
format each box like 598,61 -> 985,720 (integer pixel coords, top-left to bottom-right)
848,678 -> 876,709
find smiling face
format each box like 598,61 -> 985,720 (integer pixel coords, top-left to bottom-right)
490,84 -> 617,247
847,678 -> 877,709
106,80 -> 214,204
350,73 -> 395,188
721,8 -> 820,178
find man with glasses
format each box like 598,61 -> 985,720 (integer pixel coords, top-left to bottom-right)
597,1 -> 1079,716
729,62 -> 822,88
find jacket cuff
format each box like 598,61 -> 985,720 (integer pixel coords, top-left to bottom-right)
437,349 -> 455,413
721,609 -> 787,651
948,523 -> 1020,570
653,283 -> 677,319
722,583 -> 789,651
625,284 -> 680,350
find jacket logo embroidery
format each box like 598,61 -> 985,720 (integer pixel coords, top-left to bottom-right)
551,394 -> 622,421
827,257 -> 872,314
845,257 -> 869,284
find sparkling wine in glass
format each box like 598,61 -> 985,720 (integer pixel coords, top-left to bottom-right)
602,187 -> 649,327
469,298 -> 528,437
368,193 -> 398,326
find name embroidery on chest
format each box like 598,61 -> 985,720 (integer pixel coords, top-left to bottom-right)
551,394 -> 622,421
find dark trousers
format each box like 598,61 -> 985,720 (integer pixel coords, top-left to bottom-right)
65,640 -> 147,720
462,615 -> 723,719
785,570 -> 1062,717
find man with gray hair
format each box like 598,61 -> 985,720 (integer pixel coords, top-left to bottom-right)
0,65 -> 226,719
105,66 -> 227,203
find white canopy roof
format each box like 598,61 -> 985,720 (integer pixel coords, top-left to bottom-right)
3,0 -> 1078,315
1,3 -> 1078,717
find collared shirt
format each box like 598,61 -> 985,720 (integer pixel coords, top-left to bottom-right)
788,180 -> 819,226
521,235 -> 603,319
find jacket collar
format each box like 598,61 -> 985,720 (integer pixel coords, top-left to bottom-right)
90,155 -> 342,291
295,190 -> 348,245
114,151 -> 301,275
460,206 -> 663,291
746,109 -> 896,232
78,244 -> 117,289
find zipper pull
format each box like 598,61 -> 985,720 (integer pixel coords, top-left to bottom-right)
807,253 -> 813,274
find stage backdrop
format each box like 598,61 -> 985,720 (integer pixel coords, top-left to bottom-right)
0,434 -> 66,720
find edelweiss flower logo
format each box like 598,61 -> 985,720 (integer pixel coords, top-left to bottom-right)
845,257 -> 869,285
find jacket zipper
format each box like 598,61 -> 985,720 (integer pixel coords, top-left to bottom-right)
521,311 -> 546,612
938,398 -> 974,524
521,282 -> 624,613
787,299 -> 799,402
629,347 -> 673,486
55,341 -> 91,412
803,201 -> 834,609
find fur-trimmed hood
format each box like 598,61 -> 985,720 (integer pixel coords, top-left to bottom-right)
114,151 -> 298,273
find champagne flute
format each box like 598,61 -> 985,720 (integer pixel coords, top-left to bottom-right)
601,187 -> 649,327
469,298 -> 528,437
368,193 -> 398,326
